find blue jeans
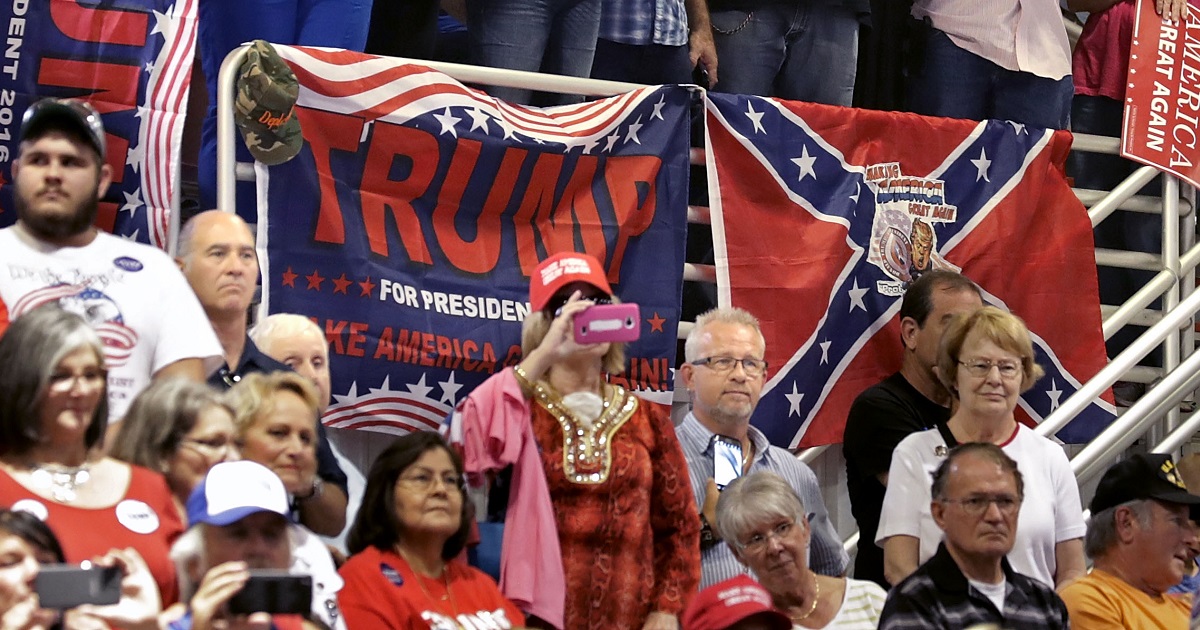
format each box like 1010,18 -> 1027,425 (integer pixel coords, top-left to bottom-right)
197,0 -> 373,215
590,38 -> 693,85
908,27 -> 1072,130
467,0 -> 602,105
710,3 -> 858,106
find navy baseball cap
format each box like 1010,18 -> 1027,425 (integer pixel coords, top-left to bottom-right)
1091,453 -> 1200,519
186,460 -> 290,527
19,98 -> 106,158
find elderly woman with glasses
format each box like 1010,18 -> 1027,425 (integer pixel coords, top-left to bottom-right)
450,252 -> 700,630
0,304 -> 184,605
714,472 -> 886,628
338,431 -> 524,628
876,306 -> 1086,589
111,378 -> 239,517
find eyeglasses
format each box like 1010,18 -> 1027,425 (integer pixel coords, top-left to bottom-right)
181,437 -> 237,460
939,494 -> 1021,516
397,470 -> 464,493
958,359 -> 1023,379
738,520 -> 796,554
48,369 -> 107,393
690,356 -> 768,378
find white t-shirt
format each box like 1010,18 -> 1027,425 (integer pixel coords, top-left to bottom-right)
875,424 -> 1086,587
968,577 -> 1007,614
0,228 -> 222,421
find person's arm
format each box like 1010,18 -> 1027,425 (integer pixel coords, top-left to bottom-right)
786,458 -> 847,576
296,423 -> 349,537
517,292 -> 595,383
1053,538 -> 1086,590
686,0 -> 717,86
153,357 -> 205,381
643,404 -> 701,627
882,535 -> 920,587
67,548 -> 161,630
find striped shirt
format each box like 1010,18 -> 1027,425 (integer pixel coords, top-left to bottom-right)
878,543 -> 1069,630
598,0 -> 688,47
912,0 -> 1071,79
821,578 -> 887,629
675,413 -> 849,589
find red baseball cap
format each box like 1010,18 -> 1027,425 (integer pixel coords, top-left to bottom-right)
683,575 -> 792,630
528,252 -> 613,312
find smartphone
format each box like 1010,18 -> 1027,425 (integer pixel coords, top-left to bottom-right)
574,303 -> 641,345
712,435 -> 744,490
227,570 -> 311,616
35,564 -> 121,609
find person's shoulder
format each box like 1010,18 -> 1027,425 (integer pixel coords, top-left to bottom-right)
894,426 -> 942,454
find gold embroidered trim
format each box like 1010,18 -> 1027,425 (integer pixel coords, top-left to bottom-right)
532,382 -> 637,484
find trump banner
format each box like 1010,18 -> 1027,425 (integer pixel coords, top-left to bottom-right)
1123,0 -> 1200,187
257,46 -> 692,433
706,94 -> 1116,448
0,0 -> 196,249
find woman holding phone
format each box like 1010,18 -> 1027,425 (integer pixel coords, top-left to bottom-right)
450,252 -> 700,630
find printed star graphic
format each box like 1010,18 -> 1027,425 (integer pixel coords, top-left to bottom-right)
121,229 -> 140,242
126,143 -> 144,171
651,96 -> 667,121
582,137 -> 601,154
971,148 -> 992,182
438,372 -> 464,405
849,182 -> 860,203
847,279 -> 868,312
466,108 -> 491,133
134,105 -> 151,120
785,382 -> 804,418
647,312 -> 666,333
370,376 -> 394,395
407,374 -> 434,399
332,381 -> 361,406
1007,121 -> 1028,135
624,116 -> 644,145
358,276 -> 377,297
150,10 -> 170,36
819,339 -> 831,365
434,107 -> 462,137
791,146 -> 817,182
331,273 -> 352,295
501,120 -> 517,140
119,190 -> 143,216
604,130 -> 621,152
144,61 -> 155,75
745,100 -> 766,134
281,267 -> 298,288
305,269 -> 325,291
1046,379 -> 1063,411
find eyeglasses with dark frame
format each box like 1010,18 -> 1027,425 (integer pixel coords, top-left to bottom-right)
690,356 -> 768,378
938,494 -> 1021,516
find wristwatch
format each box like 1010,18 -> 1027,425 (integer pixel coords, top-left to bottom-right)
297,477 -> 324,502
700,514 -> 721,551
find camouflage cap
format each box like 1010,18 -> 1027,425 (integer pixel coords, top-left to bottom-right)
234,40 -> 302,166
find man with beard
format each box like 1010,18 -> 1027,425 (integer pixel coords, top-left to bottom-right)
675,307 -> 847,588
0,99 -> 221,429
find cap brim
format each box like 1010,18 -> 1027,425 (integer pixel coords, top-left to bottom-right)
22,104 -> 104,156
194,505 -> 279,527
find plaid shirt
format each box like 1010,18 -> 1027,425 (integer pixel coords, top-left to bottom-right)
598,0 -> 688,47
879,543 -> 1069,630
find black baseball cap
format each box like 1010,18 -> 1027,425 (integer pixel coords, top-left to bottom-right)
19,98 -> 106,158
1091,453 -> 1200,518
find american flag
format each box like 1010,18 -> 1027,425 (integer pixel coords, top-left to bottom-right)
706,94 -> 1116,448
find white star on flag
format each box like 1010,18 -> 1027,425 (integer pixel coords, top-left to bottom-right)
604,130 -> 621,152
849,182 -> 860,203
466,108 -> 491,133
406,374 -> 434,399
819,340 -> 831,365
144,61 -> 155,75
434,108 -> 462,137
785,382 -> 804,418
438,372 -> 463,405
791,145 -> 817,182
848,279 -> 868,312
126,143 -> 144,172
582,136 -> 601,154
971,148 -> 992,182
150,10 -> 172,37
1046,379 -> 1063,411
120,189 -> 143,215
651,96 -> 667,121
1007,121 -> 1027,135
624,116 -> 644,145
745,100 -> 765,134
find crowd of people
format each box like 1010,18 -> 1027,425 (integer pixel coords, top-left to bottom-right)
3,11 -> 1200,622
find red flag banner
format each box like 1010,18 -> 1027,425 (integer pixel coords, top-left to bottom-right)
706,94 -> 1115,448
1122,0 -> 1200,187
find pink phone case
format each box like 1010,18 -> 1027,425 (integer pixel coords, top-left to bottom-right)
574,303 -> 641,344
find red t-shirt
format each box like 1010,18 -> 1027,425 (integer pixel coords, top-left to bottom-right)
1073,0 -> 1136,100
0,463 -> 184,605
338,546 -> 525,629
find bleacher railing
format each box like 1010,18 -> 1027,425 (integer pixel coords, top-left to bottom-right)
214,45 -> 1200,560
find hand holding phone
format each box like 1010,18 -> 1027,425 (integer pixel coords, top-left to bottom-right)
227,570 -> 311,616
573,303 -> 641,345
35,564 -> 121,610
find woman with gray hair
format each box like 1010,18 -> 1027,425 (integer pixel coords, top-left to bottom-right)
111,378 -> 239,515
715,471 -> 886,628
0,304 -> 183,604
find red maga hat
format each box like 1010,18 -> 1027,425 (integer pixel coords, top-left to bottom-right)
682,575 -> 792,630
528,252 -> 612,312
